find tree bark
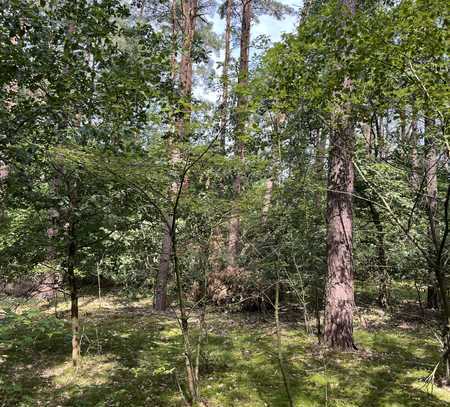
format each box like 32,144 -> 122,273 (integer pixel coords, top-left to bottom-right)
67,238 -> 80,367
425,118 -> 440,309
207,0 -> 233,282
324,123 -> 356,350
179,0 -> 197,98
362,123 -> 373,158
154,0 -> 198,311
64,177 -> 80,367
219,0 -> 233,153
227,0 -> 252,270
0,161 -> 7,222
425,119 -> 439,250
324,0 -> 357,351
410,118 -> 420,191
227,173 -> 241,268
170,0 -> 178,81
154,217 -> 173,310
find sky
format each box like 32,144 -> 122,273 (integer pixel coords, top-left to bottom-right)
210,1 -> 300,43
196,1 -> 301,102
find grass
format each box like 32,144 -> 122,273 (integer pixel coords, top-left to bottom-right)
0,288 -> 449,407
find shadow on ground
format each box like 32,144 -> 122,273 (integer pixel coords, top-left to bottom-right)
1,296 -> 449,406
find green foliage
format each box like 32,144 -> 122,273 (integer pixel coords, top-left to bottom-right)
0,0 -> 173,287
0,0 -> 449,401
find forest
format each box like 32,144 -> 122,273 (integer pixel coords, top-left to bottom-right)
0,0 -> 449,406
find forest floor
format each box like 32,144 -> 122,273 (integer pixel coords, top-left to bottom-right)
1,283 -> 450,407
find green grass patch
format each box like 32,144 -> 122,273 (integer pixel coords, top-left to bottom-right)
0,294 -> 449,406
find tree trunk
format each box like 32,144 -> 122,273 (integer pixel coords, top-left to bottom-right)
426,285 -> 439,309
0,161 -> 7,222
313,129 -> 326,343
424,121 -> 450,380
425,119 -> 439,250
154,0 -> 179,311
374,113 -> 385,160
154,217 -> 173,310
434,184 -> 450,381
154,0 -> 198,311
368,201 -> 389,308
410,118 -> 420,191
227,0 -> 252,270
366,115 -> 389,308
323,0 -> 357,351
170,0 -> 177,81
171,202 -> 198,403
179,0 -> 197,98
218,0 -> 233,152
227,173 -> 241,268
362,123 -> 373,158
314,284 -> 322,343
207,0 -> 233,282
0,34 -> 16,222
67,239 -> 80,367
300,0 -> 313,22
261,114 -> 283,225
324,123 -> 356,350
262,178 -> 274,225
425,118 -> 439,310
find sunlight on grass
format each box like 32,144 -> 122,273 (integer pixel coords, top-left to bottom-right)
47,354 -> 119,387
1,294 -> 449,406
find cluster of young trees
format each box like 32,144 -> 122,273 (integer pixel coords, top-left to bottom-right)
1,0 -> 448,401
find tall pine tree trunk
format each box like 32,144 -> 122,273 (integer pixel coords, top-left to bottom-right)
324,0 -> 357,350
208,0 -> 233,281
227,0 -> 251,270
324,122 -> 356,350
425,118 -> 440,309
154,0 -> 198,311
219,0 -> 233,152
154,0 -> 178,311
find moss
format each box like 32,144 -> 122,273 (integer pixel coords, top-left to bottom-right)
0,295 -> 449,406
